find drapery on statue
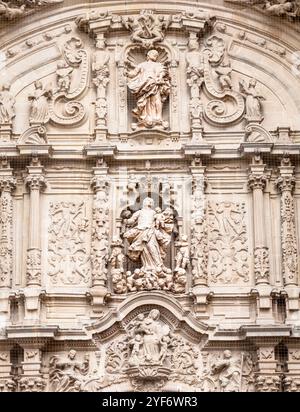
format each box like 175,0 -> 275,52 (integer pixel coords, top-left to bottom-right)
28,80 -> 52,124
123,197 -> 174,289
0,83 -> 15,123
126,49 -> 171,129
239,78 -> 264,121
49,349 -> 89,392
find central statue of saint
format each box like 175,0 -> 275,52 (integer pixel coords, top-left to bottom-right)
126,49 -> 170,129
123,197 -> 174,277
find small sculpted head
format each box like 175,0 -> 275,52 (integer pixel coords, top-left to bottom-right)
147,49 -> 159,62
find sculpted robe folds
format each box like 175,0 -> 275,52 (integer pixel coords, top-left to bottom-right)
127,49 -> 170,128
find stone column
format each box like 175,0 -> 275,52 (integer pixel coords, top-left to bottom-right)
89,159 -> 110,312
0,160 -> 16,327
24,158 -> 46,320
248,155 -> 273,323
255,344 -> 281,392
190,157 -> 210,314
276,156 -> 299,318
19,344 -> 46,392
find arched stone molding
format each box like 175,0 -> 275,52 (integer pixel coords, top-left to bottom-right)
85,291 -> 213,342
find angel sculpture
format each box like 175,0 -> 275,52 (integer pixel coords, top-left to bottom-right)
28,80 -> 52,124
125,49 -> 171,129
239,78 -> 264,121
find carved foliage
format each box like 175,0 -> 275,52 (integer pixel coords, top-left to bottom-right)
276,175 -> 298,285
191,176 -> 208,285
91,177 -> 110,286
207,201 -> 249,284
0,177 -> 15,287
48,202 -> 90,285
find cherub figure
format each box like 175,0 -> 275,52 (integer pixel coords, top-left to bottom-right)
56,60 -> 73,93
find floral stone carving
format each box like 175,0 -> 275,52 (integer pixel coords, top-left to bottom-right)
48,202 -> 91,285
207,201 -> 250,284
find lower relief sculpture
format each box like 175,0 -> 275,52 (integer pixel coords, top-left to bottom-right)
47,309 -> 255,392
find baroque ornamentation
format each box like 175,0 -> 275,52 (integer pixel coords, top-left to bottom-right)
225,0 -> 300,21
0,0 -> 63,22
49,350 -> 89,392
48,202 -> 90,285
202,35 -> 245,125
28,81 -> 52,124
0,175 -> 15,287
18,377 -> 46,392
254,246 -> 270,284
122,10 -> 171,49
92,39 -> 110,128
207,201 -> 250,284
190,175 -> 208,285
84,309 -> 201,392
186,35 -> 204,130
200,351 -> 255,392
255,375 -> 281,392
0,83 -> 15,124
90,176 -> 110,287
26,248 -> 42,285
110,238 -> 126,294
276,167 -> 298,285
49,37 -> 88,126
239,78 -> 264,122
122,197 -> 175,292
125,49 -> 171,129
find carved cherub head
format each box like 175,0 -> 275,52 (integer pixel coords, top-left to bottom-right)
147,49 -> 159,62
68,349 -> 77,360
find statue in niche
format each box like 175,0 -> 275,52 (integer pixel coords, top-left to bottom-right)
239,78 -> 264,121
49,349 -> 89,392
123,197 -> 174,290
0,83 -> 15,123
127,309 -> 171,367
56,60 -> 73,93
125,49 -> 171,129
28,80 -> 52,124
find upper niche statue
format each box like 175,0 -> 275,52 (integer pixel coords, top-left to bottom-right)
126,49 -> 170,129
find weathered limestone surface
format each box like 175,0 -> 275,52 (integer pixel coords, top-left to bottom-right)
0,0 -> 299,392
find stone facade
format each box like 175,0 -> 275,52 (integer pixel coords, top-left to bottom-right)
0,0 -> 299,392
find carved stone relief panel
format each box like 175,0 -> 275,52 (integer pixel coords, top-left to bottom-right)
47,200 -> 91,286
207,201 -> 250,284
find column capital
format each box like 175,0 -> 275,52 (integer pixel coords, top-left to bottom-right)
276,174 -> 295,193
248,172 -> 267,191
25,174 -> 46,192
